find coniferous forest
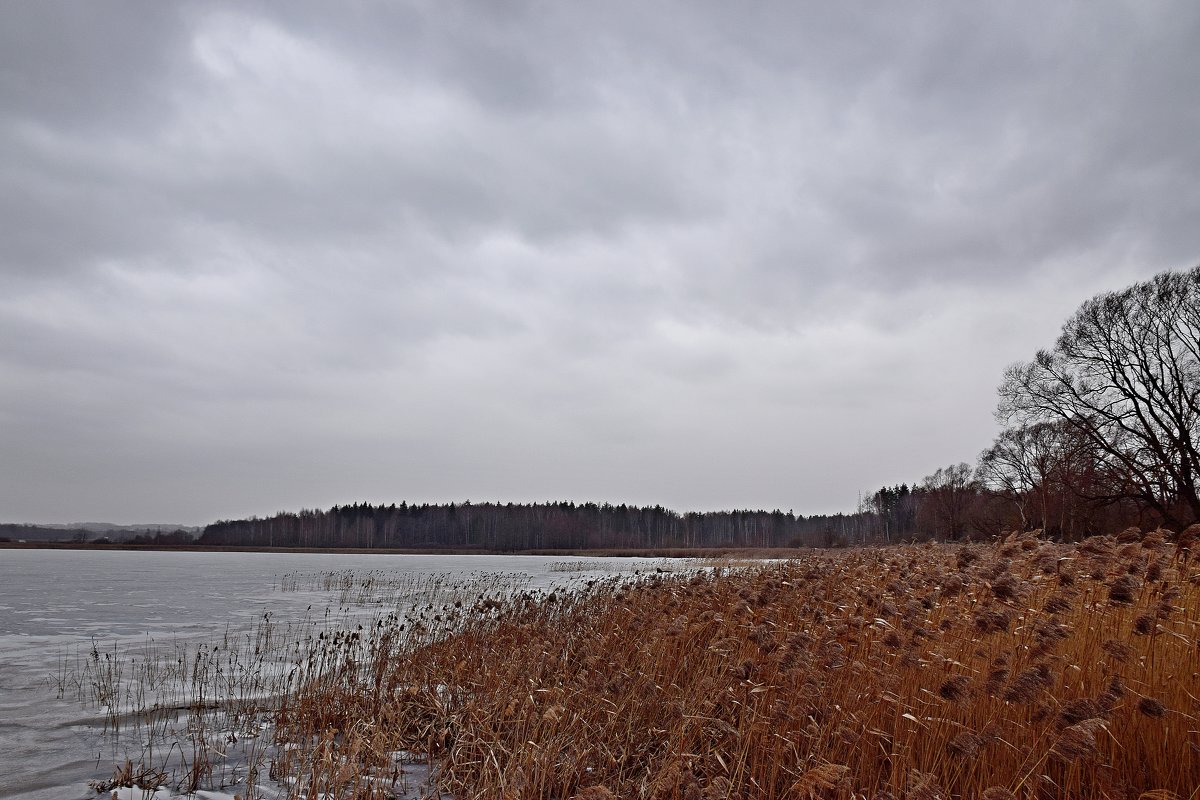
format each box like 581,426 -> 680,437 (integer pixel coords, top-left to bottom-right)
199,502 -> 863,551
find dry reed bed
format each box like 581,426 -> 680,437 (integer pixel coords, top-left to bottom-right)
71,571 -> 537,796
276,533 -> 1200,800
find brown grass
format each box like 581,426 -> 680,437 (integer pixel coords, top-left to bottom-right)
266,534 -> 1200,799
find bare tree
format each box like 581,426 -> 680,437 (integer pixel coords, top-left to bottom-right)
977,420 -> 1092,533
921,463 -> 976,540
978,423 -> 1051,530
998,266 -> 1200,527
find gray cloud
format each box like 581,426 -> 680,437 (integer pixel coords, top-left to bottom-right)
2,2 -> 1199,524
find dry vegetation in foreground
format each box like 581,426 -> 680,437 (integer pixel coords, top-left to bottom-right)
275,531 -> 1200,800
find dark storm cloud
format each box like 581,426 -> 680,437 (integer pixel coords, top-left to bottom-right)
2,1 -> 1199,523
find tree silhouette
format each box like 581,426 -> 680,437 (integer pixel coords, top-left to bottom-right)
999,266 -> 1200,527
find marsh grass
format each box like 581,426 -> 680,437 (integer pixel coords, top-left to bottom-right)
274,569 -> 536,608
61,571 -> 542,797
67,539 -> 1199,798
56,611 -> 316,797
271,535 -> 1200,799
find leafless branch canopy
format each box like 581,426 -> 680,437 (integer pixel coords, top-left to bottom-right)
997,265 -> 1200,525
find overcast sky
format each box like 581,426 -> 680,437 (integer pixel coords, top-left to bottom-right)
3,2 -> 1199,526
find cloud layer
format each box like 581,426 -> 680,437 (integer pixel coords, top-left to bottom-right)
3,2 -> 1199,524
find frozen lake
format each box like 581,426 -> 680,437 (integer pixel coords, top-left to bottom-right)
0,549 -> 674,799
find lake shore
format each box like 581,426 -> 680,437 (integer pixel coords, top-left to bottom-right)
9,535 -> 1193,798
268,533 -> 1199,799
0,550 -> 672,799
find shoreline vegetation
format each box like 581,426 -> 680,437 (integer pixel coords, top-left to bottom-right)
64,528 -> 1198,799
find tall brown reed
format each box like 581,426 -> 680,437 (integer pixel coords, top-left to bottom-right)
274,536 -> 1200,799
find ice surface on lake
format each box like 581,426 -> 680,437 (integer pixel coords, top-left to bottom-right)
0,549 -> 667,799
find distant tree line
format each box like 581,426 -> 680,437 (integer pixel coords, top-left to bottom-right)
198,502 -> 874,551
862,265 -> 1200,542
123,530 -> 196,546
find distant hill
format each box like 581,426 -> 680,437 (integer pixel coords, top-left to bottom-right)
0,523 -> 199,543
33,522 -> 201,532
